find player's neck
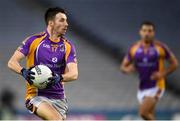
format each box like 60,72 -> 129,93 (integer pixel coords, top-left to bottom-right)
141,40 -> 153,48
47,28 -> 61,43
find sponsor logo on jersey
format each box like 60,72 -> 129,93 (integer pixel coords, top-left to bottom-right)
52,57 -> 58,63
43,44 -> 50,49
143,57 -> 148,63
59,44 -> 65,52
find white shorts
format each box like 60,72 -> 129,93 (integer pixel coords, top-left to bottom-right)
25,96 -> 68,120
137,87 -> 165,104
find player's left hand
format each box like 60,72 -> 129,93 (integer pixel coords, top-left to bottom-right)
150,71 -> 166,80
47,73 -> 63,88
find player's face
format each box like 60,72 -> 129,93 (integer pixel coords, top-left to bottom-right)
139,25 -> 155,43
51,12 -> 68,35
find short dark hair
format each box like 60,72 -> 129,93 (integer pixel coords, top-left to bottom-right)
44,7 -> 66,25
140,21 -> 155,30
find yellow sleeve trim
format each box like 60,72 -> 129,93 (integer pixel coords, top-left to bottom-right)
64,41 -> 72,61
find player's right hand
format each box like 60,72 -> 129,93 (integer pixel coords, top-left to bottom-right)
21,68 -> 35,85
121,64 -> 136,74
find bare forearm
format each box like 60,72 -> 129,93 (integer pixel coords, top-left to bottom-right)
163,63 -> 178,77
120,56 -> 135,74
8,59 -> 23,74
62,71 -> 78,82
8,50 -> 25,74
163,56 -> 179,77
121,64 -> 135,74
121,66 -> 129,73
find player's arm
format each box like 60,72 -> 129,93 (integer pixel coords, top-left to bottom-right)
120,45 -> 136,74
47,62 -> 78,87
62,62 -> 78,82
48,62 -> 78,85
62,41 -> 78,82
158,41 -> 178,75
120,56 -> 135,74
8,50 -> 25,74
151,43 -> 179,80
8,50 -> 35,84
162,52 -> 178,77
151,53 -> 178,80
8,37 -> 35,84
8,36 -> 31,74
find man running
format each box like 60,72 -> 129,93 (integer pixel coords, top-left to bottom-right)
8,7 -> 78,120
121,21 -> 178,120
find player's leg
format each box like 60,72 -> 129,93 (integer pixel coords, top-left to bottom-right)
51,99 -> 68,120
25,96 -> 63,120
149,98 -> 156,119
139,96 -> 157,120
36,101 -> 63,120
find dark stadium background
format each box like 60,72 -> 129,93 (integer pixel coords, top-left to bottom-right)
0,0 -> 179,120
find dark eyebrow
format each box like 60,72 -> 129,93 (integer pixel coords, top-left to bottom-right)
60,18 -> 66,21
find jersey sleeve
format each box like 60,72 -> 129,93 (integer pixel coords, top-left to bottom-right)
65,41 -> 77,64
17,36 -> 35,56
126,45 -> 134,62
161,43 -> 174,59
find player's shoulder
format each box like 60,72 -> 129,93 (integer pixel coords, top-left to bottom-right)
22,31 -> 46,44
30,31 -> 46,37
129,41 -> 141,50
154,40 -> 169,49
62,36 -> 75,47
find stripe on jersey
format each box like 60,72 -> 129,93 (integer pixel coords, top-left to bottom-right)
25,33 -> 47,100
130,44 -> 140,59
36,40 -> 45,63
64,41 -> 72,62
154,45 -> 165,89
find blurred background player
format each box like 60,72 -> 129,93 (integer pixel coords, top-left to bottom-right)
7,7 -> 78,120
120,21 -> 178,120
0,89 -> 17,120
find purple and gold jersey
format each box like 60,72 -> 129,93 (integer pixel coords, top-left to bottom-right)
18,31 -> 77,100
126,41 -> 173,90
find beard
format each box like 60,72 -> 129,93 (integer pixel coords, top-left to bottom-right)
57,28 -> 67,36
53,28 -> 64,37
143,36 -> 154,43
